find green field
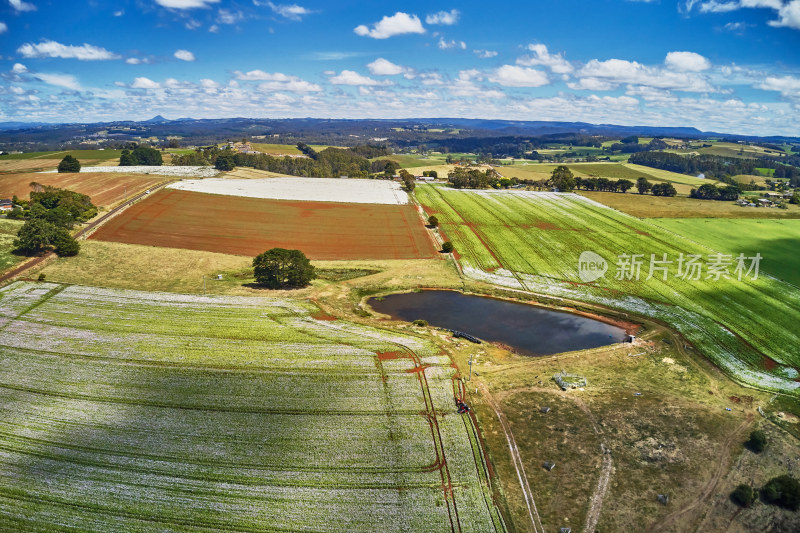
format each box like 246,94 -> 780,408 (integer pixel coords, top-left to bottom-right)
0,282 -> 504,531
650,218 -> 800,287
0,219 -> 24,272
0,150 -> 122,161
416,185 -> 800,392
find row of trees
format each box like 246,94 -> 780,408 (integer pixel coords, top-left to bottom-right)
689,183 -> 741,201
447,167 -> 501,189
120,146 -> 163,166
173,145 -> 394,179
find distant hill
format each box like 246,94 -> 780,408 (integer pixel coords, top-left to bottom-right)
0,117 -> 796,150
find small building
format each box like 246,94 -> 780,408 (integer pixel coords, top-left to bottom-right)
657,494 -> 669,505
560,529 -> 572,533
627,335 -> 637,343
543,461 -> 556,471
540,406 -> 551,414
757,198 -> 773,206
0,199 -> 14,212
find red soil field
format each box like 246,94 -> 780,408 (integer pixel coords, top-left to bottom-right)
0,172 -> 165,207
90,189 -> 438,260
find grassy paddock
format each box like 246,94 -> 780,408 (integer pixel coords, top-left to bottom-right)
415,185 -> 800,389
579,191 -> 800,219
0,219 -> 24,272
650,218 -> 800,286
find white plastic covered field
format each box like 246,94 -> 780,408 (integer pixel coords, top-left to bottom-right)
167,177 -> 410,205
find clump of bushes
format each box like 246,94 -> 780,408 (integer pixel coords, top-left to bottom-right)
762,475 -> 800,511
746,430 -> 767,453
730,484 -> 756,508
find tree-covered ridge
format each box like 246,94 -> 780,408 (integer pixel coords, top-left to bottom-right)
173,145 -> 396,179
629,151 -> 800,185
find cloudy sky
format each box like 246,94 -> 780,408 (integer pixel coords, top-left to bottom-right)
1,0 -> 799,136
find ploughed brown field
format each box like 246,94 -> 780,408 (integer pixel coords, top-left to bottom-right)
0,172 -> 165,207
90,189 -> 438,260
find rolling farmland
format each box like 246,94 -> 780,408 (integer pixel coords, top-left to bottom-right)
90,189 -> 437,260
650,218 -> 800,287
0,172 -> 166,208
0,281 -> 504,532
416,185 -> 800,392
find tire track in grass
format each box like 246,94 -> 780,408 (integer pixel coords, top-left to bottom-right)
476,381 -> 544,533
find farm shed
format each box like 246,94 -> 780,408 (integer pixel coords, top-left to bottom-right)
543,461 -> 556,471
0,199 -> 14,211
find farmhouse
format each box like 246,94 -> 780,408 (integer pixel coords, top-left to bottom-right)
0,199 -> 15,211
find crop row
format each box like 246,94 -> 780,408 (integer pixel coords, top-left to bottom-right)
417,186 -> 800,392
0,282 -> 502,531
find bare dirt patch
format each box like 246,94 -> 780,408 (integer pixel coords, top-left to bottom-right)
0,172 -> 165,207
90,189 -> 438,260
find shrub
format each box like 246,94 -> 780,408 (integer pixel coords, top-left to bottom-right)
441,241 -> 454,254
57,155 -> 81,173
428,215 -> 439,228
746,430 -> 767,453
412,319 -> 428,327
731,484 -> 756,508
762,475 -> 800,510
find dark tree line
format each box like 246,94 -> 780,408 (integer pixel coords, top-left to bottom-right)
690,183 -> 741,201
120,145 -> 163,166
629,151 -> 800,186
447,168 -> 501,189
174,144 -> 399,179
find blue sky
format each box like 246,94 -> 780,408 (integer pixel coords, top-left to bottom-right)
1,0 -> 799,135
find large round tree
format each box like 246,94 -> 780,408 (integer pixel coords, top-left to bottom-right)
253,248 -> 316,289
57,155 -> 81,173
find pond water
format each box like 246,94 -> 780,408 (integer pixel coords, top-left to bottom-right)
369,290 -> 627,356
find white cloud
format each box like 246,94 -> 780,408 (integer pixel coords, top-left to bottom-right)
114,10 -> 124,16
209,24 -> 219,33
757,75 -> 800,98
577,58 -> 715,92
426,9 -> 460,25
329,70 -> 393,86
232,70 -> 321,92
131,77 -> 161,89
264,2 -> 312,21
567,77 -> 618,91
0,22 -> 6,34
665,51 -> 711,72
489,65 -> 549,87
174,49 -> 196,61
769,0 -> 800,29
17,40 -> 120,61
154,0 -> 219,8
686,0 -> 800,30
354,12 -> 425,39
126,58 -> 142,65
200,78 -> 219,88
217,8 -> 243,24
367,58 -> 405,76
9,0 -> 36,12
474,49 -> 498,59
516,44 -> 573,74
11,63 -> 27,73
34,73 -> 81,90
438,38 -> 466,50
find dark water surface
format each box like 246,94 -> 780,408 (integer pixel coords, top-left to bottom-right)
369,290 -> 626,356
